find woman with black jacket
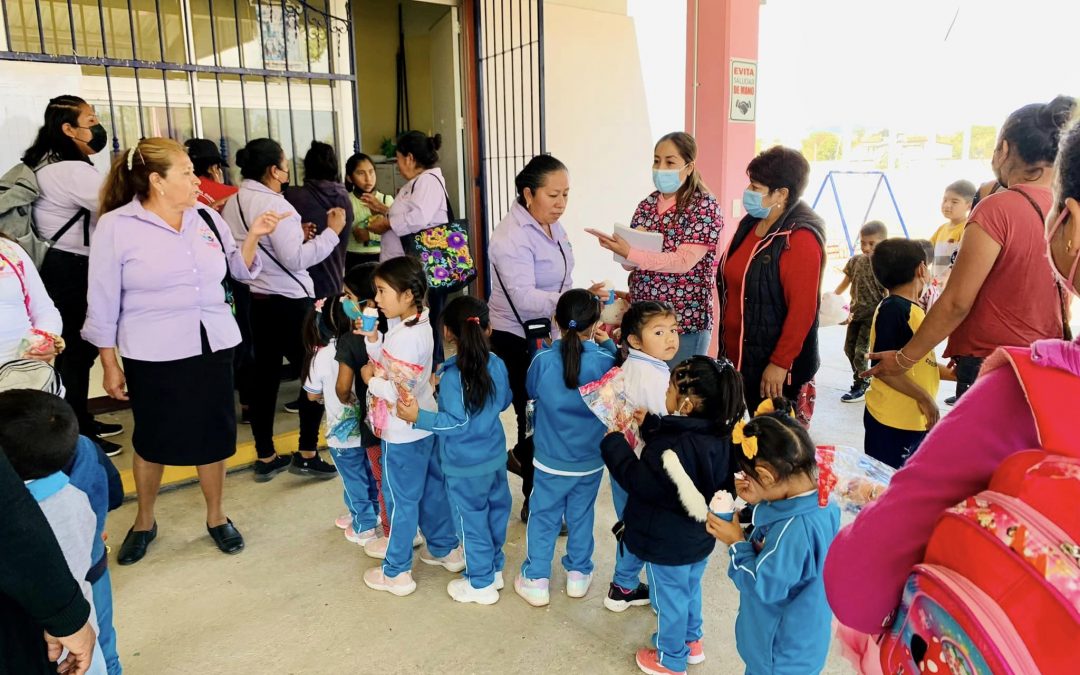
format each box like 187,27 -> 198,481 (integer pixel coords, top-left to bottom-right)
601,356 -> 745,675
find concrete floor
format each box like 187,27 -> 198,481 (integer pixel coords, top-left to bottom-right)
102,325 -> 959,674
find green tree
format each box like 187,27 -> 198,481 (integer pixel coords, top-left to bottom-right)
801,131 -> 842,162
970,125 -> 998,160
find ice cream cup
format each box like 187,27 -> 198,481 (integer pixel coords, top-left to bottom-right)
361,308 -> 379,332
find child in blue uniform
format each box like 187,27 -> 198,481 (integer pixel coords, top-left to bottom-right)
706,399 -> 841,675
397,296 -> 513,605
515,288 -> 617,607
602,356 -> 744,675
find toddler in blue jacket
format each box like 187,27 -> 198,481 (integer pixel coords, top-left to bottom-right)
706,399 -> 841,675
515,289 -> 617,607
397,296 -> 513,605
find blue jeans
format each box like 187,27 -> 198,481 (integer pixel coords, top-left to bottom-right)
446,469 -> 512,588
610,476 -> 646,589
92,568 -> 121,675
381,436 -> 459,577
646,559 -> 708,672
521,468 -> 604,579
667,330 -> 712,369
328,445 -> 379,533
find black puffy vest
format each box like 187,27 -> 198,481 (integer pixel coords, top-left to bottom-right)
717,200 -> 827,388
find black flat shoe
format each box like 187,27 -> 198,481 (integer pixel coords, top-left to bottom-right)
208,519 -> 244,554
117,523 -> 157,565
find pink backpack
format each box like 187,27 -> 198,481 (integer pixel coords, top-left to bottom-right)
879,346 -> 1080,674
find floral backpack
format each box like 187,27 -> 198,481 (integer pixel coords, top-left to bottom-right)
879,342 -> 1080,674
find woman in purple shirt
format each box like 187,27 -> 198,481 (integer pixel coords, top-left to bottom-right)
84,138 -> 281,564
367,131 -> 451,363
222,138 -> 345,482
22,95 -> 120,455
487,155 -> 605,518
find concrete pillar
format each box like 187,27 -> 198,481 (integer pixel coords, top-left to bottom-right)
685,0 -> 760,237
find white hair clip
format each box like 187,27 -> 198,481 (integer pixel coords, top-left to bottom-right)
126,146 -> 137,170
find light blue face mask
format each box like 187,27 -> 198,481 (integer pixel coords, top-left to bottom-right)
342,298 -> 363,320
742,189 -> 773,219
652,169 -> 684,194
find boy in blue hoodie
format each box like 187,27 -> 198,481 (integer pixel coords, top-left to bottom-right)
514,289 -> 617,607
397,297 -> 513,605
706,399 -> 841,675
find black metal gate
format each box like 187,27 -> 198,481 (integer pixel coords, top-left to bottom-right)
0,0 -> 358,177
473,0 -> 545,236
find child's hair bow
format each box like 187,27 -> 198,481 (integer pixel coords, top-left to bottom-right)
732,419 -> 758,460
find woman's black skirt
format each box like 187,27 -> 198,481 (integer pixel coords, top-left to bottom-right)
124,345 -> 237,466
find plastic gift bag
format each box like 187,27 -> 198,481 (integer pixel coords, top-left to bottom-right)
818,291 -> 850,327
579,367 -> 642,455
816,444 -> 896,516
365,350 -> 426,438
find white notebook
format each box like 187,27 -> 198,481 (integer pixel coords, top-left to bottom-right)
612,223 -> 664,266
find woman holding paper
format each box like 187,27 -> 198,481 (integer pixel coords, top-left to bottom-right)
488,155 -> 605,519
588,132 -> 723,366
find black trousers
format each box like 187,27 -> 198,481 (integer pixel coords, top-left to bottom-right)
345,251 -> 380,274
490,329 -> 534,502
864,408 -> 926,470
38,249 -> 98,434
952,355 -> 985,401
428,289 -> 447,365
249,294 -> 322,458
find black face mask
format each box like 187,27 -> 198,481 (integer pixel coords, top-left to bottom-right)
83,124 -> 108,154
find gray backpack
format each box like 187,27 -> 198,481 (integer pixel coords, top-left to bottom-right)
0,162 -> 89,268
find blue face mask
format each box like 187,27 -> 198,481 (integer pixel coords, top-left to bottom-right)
342,298 -> 363,320
652,169 -> 684,194
742,189 -> 773,219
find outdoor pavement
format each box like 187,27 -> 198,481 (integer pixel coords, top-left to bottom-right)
100,325 -> 959,674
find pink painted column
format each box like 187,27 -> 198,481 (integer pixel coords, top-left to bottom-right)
686,0 -> 760,356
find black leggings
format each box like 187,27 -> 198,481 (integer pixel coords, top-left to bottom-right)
490,329 -> 534,502
39,249 -> 98,435
249,294 -> 323,458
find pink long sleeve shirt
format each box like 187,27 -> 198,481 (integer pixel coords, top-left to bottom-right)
824,337 -> 1080,634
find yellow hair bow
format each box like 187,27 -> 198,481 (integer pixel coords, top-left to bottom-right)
732,420 -> 758,460
754,399 -> 776,417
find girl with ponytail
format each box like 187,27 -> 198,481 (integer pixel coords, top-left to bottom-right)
515,288 -> 617,608
396,296 -> 513,605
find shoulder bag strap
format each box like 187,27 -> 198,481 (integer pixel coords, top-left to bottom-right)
491,264 -> 526,327
236,196 -> 310,297
1009,187 -> 1073,340
49,208 -> 91,246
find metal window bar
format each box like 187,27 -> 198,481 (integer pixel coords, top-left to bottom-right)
473,0 -> 545,238
0,0 -> 356,161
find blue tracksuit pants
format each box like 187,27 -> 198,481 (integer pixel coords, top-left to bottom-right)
646,559 -> 708,673
521,468 -> 603,580
381,436 -> 458,577
445,468 -> 512,588
328,445 -> 379,533
92,568 -> 121,675
610,476 -> 646,589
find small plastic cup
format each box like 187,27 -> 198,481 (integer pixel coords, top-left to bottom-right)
360,312 -> 378,332
605,289 -> 616,305
711,509 -> 734,522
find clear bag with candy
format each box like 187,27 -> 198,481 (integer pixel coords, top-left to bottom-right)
365,350 -> 426,437
579,367 -> 642,455
816,444 -> 896,516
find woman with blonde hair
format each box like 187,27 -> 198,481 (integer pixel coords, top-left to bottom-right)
83,138 -> 283,564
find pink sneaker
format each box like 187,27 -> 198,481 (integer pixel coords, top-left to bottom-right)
363,567 -> 416,597
514,575 -> 550,607
566,571 -> 592,598
363,535 -> 389,560
335,513 -> 351,530
687,640 -> 704,665
635,648 -> 686,675
420,546 -> 466,573
345,527 -> 379,546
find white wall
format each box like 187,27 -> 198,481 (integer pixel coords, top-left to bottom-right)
543,1 -> 655,291
627,0 -> 686,140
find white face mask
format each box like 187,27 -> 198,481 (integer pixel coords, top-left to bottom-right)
1047,209 -> 1080,297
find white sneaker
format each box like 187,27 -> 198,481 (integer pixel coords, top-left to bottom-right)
514,575 -> 550,607
345,527 -> 380,546
447,577 -> 500,605
335,513 -> 351,530
566,571 -> 593,598
494,570 -> 505,590
363,536 -> 389,560
363,567 -> 416,597
420,546 -> 466,573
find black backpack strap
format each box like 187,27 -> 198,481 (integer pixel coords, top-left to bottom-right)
492,264 -> 526,328
236,197 -> 310,297
49,207 -> 91,246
